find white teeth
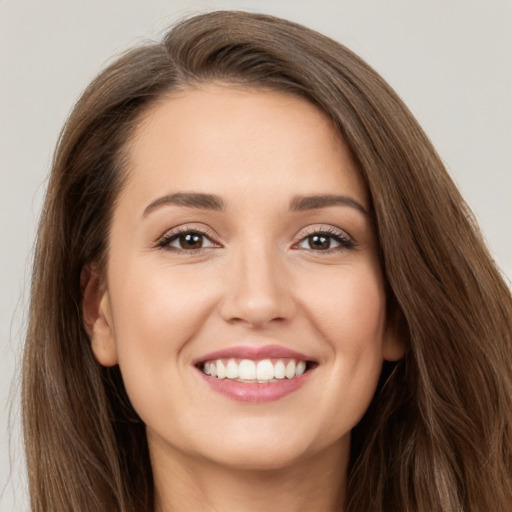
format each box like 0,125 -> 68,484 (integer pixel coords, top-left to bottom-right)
202,357 -> 310,382
274,360 -> 286,379
239,359 -> 256,380
256,359 -> 274,381
226,359 -> 239,379
285,360 -> 296,379
216,360 -> 226,379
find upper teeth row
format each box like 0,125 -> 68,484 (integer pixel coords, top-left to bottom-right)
203,358 -> 306,382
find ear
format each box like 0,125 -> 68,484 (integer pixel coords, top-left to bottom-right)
382,305 -> 406,362
81,265 -> 118,367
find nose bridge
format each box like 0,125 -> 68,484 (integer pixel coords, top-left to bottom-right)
220,236 -> 293,327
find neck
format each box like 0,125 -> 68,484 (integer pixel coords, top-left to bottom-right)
151,438 -> 348,512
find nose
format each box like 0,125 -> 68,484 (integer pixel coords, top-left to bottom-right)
219,244 -> 296,329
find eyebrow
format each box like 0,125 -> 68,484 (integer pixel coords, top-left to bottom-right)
143,192 -> 225,217
143,192 -> 368,217
289,194 -> 369,216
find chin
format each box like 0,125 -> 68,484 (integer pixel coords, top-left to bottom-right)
193,426 -> 345,472
205,444 -> 311,472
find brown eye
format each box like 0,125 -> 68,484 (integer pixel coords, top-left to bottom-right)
307,234 -> 332,250
295,229 -> 355,252
179,233 -> 203,249
158,230 -> 219,251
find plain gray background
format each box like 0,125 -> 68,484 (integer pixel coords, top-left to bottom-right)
1,1 -> 511,510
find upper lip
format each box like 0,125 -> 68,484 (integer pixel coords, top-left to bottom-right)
193,344 -> 315,365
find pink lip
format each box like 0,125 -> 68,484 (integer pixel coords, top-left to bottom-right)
196,369 -> 313,403
192,344 -> 316,403
192,344 -> 314,365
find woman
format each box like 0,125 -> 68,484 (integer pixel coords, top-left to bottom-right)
23,10 -> 512,512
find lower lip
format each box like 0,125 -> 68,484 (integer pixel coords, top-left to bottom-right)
196,368 -> 313,403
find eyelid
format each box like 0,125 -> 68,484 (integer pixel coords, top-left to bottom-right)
155,224 -> 222,252
154,223 -> 356,254
292,225 -> 356,251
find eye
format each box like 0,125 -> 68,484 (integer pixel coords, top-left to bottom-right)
295,228 -> 355,252
157,228 -> 220,252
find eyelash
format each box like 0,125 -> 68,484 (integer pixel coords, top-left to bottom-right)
155,226 -> 356,254
155,226 -> 220,254
293,227 -> 356,253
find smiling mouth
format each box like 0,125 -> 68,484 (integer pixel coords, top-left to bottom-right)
197,358 -> 317,384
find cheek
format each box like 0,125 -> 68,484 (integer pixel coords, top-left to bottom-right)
301,261 -> 387,349
327,267 -> 386,377
107,264 -> 218,400
111,263 -> 214,346
300,263 -> 387,426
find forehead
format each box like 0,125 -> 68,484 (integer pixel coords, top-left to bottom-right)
120,85 -> 367,208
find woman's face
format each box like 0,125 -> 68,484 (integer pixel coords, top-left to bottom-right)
88,85 -> 402,471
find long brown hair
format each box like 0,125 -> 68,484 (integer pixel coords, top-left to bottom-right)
23,10 -> 512,511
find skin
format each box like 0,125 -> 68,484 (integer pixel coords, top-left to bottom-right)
83,85 -> 403,512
